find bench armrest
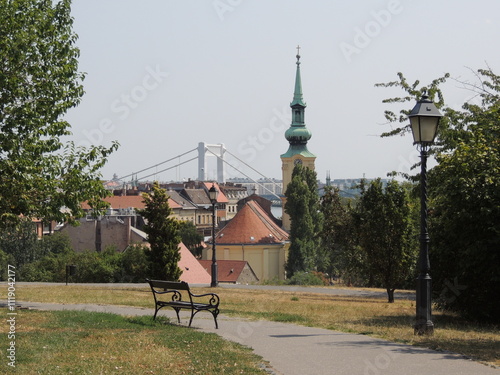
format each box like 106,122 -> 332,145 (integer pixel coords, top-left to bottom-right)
190,292 -> 220,307
152,289 -> 183,302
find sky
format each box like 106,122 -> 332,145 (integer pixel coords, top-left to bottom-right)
64,0 -> 500,183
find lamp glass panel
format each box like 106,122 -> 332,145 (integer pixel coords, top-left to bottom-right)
410,116 -> 439,143
419,116 -> 439,143
410,117 -> 421,143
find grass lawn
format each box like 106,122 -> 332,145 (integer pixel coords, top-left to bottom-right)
0,309 -> 269,374
14,283 -> 500,368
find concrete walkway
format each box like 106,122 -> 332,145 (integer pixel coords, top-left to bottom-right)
17,301 -> 499,375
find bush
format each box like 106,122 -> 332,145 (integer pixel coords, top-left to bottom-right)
71,247 -> 122,283
16,233 -> 154,283
120,244 -> 151,282
260,276 -> 286,286
20,255 -> 70,282
286,271 -> 328,286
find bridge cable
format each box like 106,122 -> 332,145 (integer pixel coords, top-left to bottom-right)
205,148 -> 281,200
136,156 -> 198,181
116,147 -> 197,181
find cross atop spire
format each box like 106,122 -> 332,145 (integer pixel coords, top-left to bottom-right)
296,45 -> 301,62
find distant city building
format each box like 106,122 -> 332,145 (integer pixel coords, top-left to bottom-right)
226,177 -> 282,197
318,176 -> 391,198
218,181 -> 249,220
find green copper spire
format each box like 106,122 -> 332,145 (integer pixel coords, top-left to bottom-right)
281,46 -> 315,159
290,46 -> 306,107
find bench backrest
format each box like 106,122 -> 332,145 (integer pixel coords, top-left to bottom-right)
147,279 -> 190,292
146,279 -> 196,306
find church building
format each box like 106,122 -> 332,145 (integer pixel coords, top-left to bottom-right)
281,47 -> 316,231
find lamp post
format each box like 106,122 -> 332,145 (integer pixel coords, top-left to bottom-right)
408,94 -> 443,335
208,183 -> 219,288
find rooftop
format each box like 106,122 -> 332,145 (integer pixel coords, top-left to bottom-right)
215,201 -> 288,244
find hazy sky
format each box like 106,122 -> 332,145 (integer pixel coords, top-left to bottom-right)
65,0 -> 500,183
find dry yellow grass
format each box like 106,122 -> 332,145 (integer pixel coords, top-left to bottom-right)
2,309 -> 267,374
17,284 -> 500,367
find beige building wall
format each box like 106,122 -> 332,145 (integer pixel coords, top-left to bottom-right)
60,216 -> 145,252
204,243 -> 289,281
173,208 -> 196,223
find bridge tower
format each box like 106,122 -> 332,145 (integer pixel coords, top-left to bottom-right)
198,142 -> 226,183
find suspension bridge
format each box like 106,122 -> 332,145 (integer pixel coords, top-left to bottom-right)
112,142 -> 282,200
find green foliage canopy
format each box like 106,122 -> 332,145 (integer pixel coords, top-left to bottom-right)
0,0 -> 118,225
179,220 -> 203,257
320,186 -> 360,283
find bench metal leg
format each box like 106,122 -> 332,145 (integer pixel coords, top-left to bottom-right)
173,307 -> 181,324
153,304 -> 181,324
188,309 -> 219,329
211,309 -> 219,329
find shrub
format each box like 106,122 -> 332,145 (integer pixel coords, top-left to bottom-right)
71,247 -> 122,283
120,244 -> 151,282
286,271 -> 327,286
20,255 -> 70,282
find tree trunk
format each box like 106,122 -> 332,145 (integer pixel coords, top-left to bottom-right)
387,288 -> 395,303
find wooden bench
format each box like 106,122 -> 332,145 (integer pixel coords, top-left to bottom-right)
146,279 -> 220,329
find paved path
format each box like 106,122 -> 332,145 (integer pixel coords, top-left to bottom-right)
17,301 -> 499,375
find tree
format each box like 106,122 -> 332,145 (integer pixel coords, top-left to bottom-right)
0,0 -> 118,226
354,179 -> 417,303
0,219 -> 39,268
140,182 -> 182,281
430,122 -> 500,321
179,220 -> 204,257
377,68 -> 500,320
285,164 -> 323,277
320,186 -> 360,284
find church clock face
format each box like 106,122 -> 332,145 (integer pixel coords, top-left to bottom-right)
294,158 -> 303,165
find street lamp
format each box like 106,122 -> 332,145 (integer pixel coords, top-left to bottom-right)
208,183 -> 219,288
408,94 -> 443,335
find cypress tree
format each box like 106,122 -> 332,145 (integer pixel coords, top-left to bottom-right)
140,182 -> 182,281
285,165 -> 323,277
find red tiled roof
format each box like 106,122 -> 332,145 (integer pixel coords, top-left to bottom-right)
202,182 -> 229,203
178,242 -> 211,284
215,201 -> 288,244
81,195 -> 181,210
198,259 -> 255,283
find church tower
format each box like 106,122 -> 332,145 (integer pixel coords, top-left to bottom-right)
281,47 -> 316,231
